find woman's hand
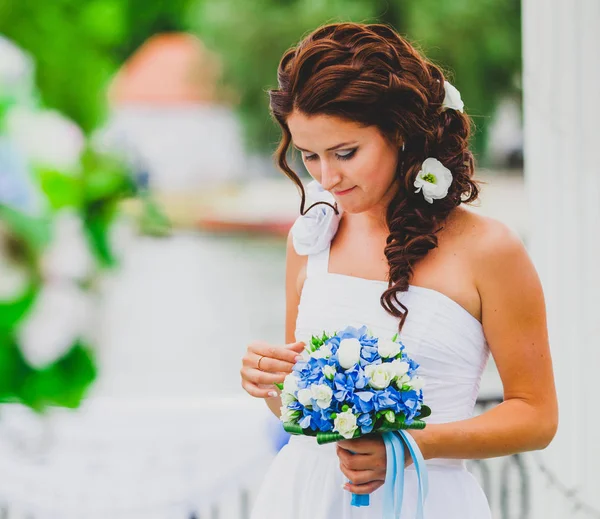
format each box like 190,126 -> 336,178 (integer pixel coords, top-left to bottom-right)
337,430 -> 428,494
240,340 -> 305,398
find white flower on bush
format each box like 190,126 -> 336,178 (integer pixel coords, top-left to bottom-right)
442,81 -> 464,113
337,338 -> 361,369
334,409 -> 358,439
297,388 -> 313,407
17,283 -> 92,368
323,365 -> 336,380
311,384 -> 333,409
42,210 -> 94,282
414,158 -> 453,204
378,338 -> 401,358
365,364 -> 394,390
409,376 -> 426,391
283,373 -> 300,394
311,344 -> 332,359
291,181 -> 341,255
390,359 -> 410,379
5,107 -> 85,173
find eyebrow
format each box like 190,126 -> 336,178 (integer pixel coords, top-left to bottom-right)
294,141 -> 357,153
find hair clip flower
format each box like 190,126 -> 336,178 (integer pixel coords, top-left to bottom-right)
414,158 -> 453,204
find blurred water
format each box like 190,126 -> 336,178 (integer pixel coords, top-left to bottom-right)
93,231 -> 287,400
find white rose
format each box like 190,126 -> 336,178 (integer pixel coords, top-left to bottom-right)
333,409 -> 358,439
281,392 -> 296,406
409,376 -> 426,391
297,388 -> 313,407
18,283 -> 92,367
290,181 -> 341,255
279,406 -> 298,423
390,359 -> 410,379
311,344 -> 332,359
442,81 -> 464,113
42,210 -> 95,281
396,373 -> 411,387
378,338 -> 401,359
310,384 -> 333,409
323,365 -> 337,380
337,338 -> 362,369
365,364 -> 394,390
283,373 -> 299,394
414,158 -> 453,204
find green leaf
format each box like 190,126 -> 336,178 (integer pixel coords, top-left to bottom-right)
0,284 -> 38,332
274,382 -> 283,391
18,341 -> 97,410
37,169 -> 82,210
417,405 -> 432,419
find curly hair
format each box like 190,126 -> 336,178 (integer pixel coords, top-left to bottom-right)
269,22 -> 479,332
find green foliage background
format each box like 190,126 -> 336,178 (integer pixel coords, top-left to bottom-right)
0,0 -> 521,162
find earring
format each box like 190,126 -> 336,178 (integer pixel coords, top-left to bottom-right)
402,143 -> 405,152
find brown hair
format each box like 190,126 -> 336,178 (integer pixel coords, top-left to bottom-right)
269,22 -> 479,332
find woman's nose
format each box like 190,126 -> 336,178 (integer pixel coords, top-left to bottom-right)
319,161 -> 342,191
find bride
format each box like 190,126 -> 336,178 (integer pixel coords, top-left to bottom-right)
240,22 -> 558,518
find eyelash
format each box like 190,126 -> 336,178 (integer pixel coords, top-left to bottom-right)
303,148 -> 357,162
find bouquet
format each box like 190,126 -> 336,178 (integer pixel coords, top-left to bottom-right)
277,325 -> 430,514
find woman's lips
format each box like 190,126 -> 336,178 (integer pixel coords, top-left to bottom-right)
333,186 -> 356,196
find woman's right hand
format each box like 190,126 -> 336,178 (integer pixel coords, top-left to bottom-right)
241,340 -> 306,399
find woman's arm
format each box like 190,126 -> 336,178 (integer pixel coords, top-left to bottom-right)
416,220 -> 558,460
262,229 -> 308,418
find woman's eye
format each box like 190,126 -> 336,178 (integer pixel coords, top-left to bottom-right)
336,149 -> 357,161
303,154 -> 318,162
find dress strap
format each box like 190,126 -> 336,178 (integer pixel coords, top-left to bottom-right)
306,244 -> 331,278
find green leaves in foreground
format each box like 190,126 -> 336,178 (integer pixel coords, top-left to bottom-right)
0,338 -> 97,412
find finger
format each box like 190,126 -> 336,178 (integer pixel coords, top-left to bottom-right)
250,344 -> 303,364
338,436 -> 382,454
339,465 -> 382,486
286,341 -> 306,353
241,380 -> 279,399
343,480 -> 384,495
241,367 -> 287,385
337,447 -> 385,471
245,353 -> 295,373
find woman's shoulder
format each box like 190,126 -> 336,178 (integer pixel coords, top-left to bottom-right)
451,206 -> 530,287
451,206 -> 524,256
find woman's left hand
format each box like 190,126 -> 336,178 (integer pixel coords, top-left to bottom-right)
337,429 -> 428,495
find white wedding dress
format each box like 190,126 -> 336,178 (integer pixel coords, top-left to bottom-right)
250,241 -> 492,518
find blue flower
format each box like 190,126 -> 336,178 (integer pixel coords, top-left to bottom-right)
358,413 -> 374,434
353,391 -> 375,414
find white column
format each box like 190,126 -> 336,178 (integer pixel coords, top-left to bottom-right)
522,1 -> 600,517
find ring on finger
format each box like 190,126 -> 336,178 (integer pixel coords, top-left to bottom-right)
257,355 -> 265,371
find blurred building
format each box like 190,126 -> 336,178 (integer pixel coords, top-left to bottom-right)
96,33 -> 246,192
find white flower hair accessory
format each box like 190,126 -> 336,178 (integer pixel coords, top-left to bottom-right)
291,181 -> 341,255
442,81 -> 464,113
414,158 -> 453,204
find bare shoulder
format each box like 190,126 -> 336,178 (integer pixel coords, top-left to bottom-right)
450,207 -> 545,325
446,206 -> 526,268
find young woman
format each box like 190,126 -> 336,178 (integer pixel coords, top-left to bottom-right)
240,22 -> 558,518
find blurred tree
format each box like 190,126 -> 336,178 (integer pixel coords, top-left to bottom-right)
192,0 -> 521,162
0,0 -> 196,134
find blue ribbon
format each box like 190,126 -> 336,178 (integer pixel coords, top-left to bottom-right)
348,430 -> 429,518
